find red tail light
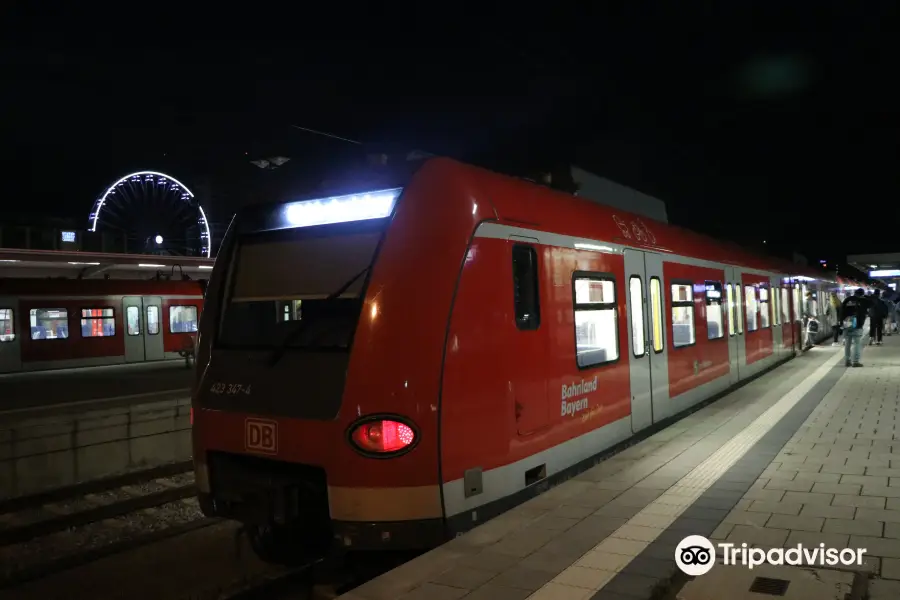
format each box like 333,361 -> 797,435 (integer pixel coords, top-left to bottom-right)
190,408 -> 193,425
349,418 -> 416,456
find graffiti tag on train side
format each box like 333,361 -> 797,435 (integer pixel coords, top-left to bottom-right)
210,382 -> 252,395
580,406 -> 604,424
611,215 -> 657,245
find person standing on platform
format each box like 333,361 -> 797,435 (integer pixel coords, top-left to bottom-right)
841,288 -> 871,367
828,294 -> 842,346
868,289 -> 888,346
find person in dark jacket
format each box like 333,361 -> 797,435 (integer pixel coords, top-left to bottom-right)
841,288 -> 871,367
869,289 -> 888,346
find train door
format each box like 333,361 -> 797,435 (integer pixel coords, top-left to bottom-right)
792,282 -> 802,352
0,298 -> 22,373
123,296 -> 145,363
142,297 -> 165,361
732,269 -> 747,371
724,268 -> 741,385
624,250 -> 668,431
770,277 -> 783,354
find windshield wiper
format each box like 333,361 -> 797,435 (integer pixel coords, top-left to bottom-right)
267,266 -> 370,366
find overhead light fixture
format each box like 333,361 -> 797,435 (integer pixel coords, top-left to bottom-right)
138,263 -> 165,268
282,188 -> 401,228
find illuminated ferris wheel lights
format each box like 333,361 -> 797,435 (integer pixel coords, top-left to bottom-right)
87,170 -> 212,258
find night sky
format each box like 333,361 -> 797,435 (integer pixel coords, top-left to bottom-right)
2,5 -> 897,264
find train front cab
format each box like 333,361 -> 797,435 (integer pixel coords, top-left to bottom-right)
192,161 -> 491,563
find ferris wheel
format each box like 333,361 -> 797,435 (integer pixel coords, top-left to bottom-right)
87,170 -> 212,257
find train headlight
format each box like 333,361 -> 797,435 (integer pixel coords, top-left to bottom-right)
347,415 -> 418,457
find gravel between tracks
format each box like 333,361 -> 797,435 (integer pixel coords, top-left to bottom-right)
0,472 -> 196,531
0,497 -> 205,580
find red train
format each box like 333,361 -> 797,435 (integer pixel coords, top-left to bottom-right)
191,158 -> 863,563
0,279 -> 204,374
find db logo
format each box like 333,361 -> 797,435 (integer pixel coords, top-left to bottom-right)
675,535 -> 716,576
245,418 -> 278,455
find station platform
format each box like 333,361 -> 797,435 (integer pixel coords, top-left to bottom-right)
342,339 -> 900,600
0,361 -> 193,413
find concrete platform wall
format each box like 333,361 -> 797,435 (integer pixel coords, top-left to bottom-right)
0,396 -> 191,499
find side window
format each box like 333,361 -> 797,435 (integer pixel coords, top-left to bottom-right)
781,287 -> 790,323
30,308 -> 69,340
169,305 -> 199,333
793,285 -> 801,321
736,285 -> 744,334
81,308 -> 116,337
650,277 -> 664,353
705,281 -> 724,340
745,286 -> 759,331
671,282 -> 695,347
573,274 -> 618,367
127,306 -> 141,336
0,308 -> 14,342
726,284 -> 736,336
759,286 -> 770,329
629,276 -> 645,357
511,245 -> 540,331
147,306 -> 160,335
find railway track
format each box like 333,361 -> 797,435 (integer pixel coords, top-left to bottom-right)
212,550 -> 422,600
0,461 -> 217,590
0,462 -> 418,599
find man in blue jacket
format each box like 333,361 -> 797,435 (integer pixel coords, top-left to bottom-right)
841,289 -> 872,367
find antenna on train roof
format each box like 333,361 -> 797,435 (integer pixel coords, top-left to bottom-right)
290,124 -> 362,145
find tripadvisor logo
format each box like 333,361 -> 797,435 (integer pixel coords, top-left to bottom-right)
675,535 -> 867,576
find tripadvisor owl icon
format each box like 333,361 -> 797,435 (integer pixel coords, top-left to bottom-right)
675,535 -> 716,576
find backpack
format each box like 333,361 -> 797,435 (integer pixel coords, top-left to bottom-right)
807,318 -> 819,334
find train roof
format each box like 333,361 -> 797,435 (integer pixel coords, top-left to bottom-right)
433,159 -> 815,277
0,278 -> 204,296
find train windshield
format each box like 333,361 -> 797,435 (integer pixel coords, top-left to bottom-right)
217,187 -> 401,350
219,227 -> 381,350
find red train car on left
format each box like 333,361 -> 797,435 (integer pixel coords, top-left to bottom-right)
0,278 -> 204,374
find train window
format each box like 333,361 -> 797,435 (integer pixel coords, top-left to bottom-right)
705,281 -> 724,340
772,287 -> 780,326
650,277 -> 664,353
735,285 -> 744,334
81,308 -> 115,338
745,286 -> 759,331
512,245 -> 541,330
793,285 -> 801,321
147,306 -> 160,335
279,299 -> 303,322
671,282 -> 695,348
629,276 -> 645,357
781,287 -> 790,322
127,306 -> 140,336
726,284 -> 736,336
759,286 -> 770,329
170,306 -> 199,333
29,308 -> 69,340
573,274 -> 618,367
0,308 -> 14,342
